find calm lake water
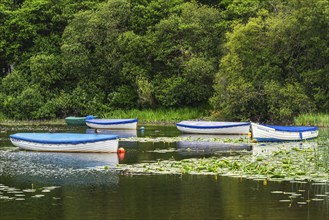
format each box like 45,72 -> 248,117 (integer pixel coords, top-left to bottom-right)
0,125 -> 328,220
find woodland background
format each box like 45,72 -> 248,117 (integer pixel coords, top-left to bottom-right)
0,0 -> 328,123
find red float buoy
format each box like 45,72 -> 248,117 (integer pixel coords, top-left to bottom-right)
118,147 -> 125,153
118,147 -> 126,161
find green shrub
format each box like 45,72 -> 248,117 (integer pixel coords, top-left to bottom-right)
108,85 -> 138,109
264,81 -> 315,123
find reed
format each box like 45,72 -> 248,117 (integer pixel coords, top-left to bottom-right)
294,113 -> 329,127
101,108 -> 210,124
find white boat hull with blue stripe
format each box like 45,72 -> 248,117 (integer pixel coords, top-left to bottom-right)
251,122 -> 319,142
176,121 -> 250,134
10,133 -> 119,153
86,119 -> 138,130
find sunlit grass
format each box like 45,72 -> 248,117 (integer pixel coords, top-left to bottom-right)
294,113 -> 329,127
0,112 -> 5,121
102,108 -> 211,124
0,119 -> 65,126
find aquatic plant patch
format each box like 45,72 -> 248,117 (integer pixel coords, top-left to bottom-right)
116,146 -> 329,182
120,136 -> 251,144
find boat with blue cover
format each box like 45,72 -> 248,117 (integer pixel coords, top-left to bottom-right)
86,119 -> 138,130
250,122 -> 319,142
176,121 -> 250,134
9,133 -> 119,152
65,115 -> 96,126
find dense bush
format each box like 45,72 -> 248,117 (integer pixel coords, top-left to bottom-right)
0,0 -> 328,121
211,0 -> 329,122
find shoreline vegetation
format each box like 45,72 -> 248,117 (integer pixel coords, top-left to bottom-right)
294,113 -> 329,127
0,109 -> 328,127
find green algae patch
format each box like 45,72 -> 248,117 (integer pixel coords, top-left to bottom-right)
120,136 -> 251,144
117,146 -> 329,182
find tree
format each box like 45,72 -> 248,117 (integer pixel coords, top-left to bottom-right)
211,0 -> 328,122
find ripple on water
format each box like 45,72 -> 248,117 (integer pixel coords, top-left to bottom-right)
0,150 -> 120,186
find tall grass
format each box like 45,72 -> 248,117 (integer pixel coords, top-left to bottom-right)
0,112 -> 5,121
294,113 -> 329,127
101,108 -> 211,124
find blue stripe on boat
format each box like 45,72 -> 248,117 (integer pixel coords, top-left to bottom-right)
85,119 -> 138,125
255,137 -> 317,142
176,122 -> 250,129
262,124 -> 318,132
10,133 -> 118,145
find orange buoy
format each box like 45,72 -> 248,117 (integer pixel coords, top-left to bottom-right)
118,147 -> 126,161
118,147 -> 125,153
118,152 -> 125,161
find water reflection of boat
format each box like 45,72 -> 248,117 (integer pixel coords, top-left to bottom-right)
252,141 -> 318,156
0,151 -> 120,186
177,141 -> 252,156
16,151 -> 119,168
86,128 -> 137,138
179,133 -> 249,139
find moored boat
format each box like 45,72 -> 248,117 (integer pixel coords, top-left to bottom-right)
86,119 -> 138,130
65,115 -> 96,126
9,133 -> 119,153
176,121 -> 250,134
250,122 -> 319,142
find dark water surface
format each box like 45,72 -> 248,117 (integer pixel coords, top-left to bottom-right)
0,125 -> 328,220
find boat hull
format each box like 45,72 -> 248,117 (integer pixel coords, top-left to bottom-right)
10,133 -> 119,153
251,122 -> 319,142
86,119 -> 138,130
65,115 -> 96,126
176,121 -> 250,134
65,117 -> 86,126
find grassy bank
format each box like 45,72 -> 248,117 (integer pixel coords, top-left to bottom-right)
101,108 -> 211,124
0,107 -> 211,125
2,110 -> 328,126
294,113 -> 329,127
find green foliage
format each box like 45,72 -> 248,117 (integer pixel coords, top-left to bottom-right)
136,76 -> 155,108
129,0 -> 183,34
212,0 -> 329,122
1,70 -> 29,96
182,57 -> 215,104
211,77 -> 259,121
29,54 -> 62,89
155,76 -> 188,107
108,85 -> 138,109
2,85 -> 45,119
294,113 -> 329,127
0,0 -> 328,121
264,81 -> 315,123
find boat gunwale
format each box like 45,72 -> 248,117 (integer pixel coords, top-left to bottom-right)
176,122 -> 250,129
85,119 -> 138,125
10,133 -> 118,145
252,123 -> 318,132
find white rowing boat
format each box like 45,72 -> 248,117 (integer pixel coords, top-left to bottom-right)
86,119 -> 138,130
250,122 -> 319,142
9,133 -> 119,153
176,121 -> 250,134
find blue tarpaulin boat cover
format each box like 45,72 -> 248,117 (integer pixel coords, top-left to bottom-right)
86,119 -> 138,125
10,133 -> 118,144
263,124 -> 318,132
